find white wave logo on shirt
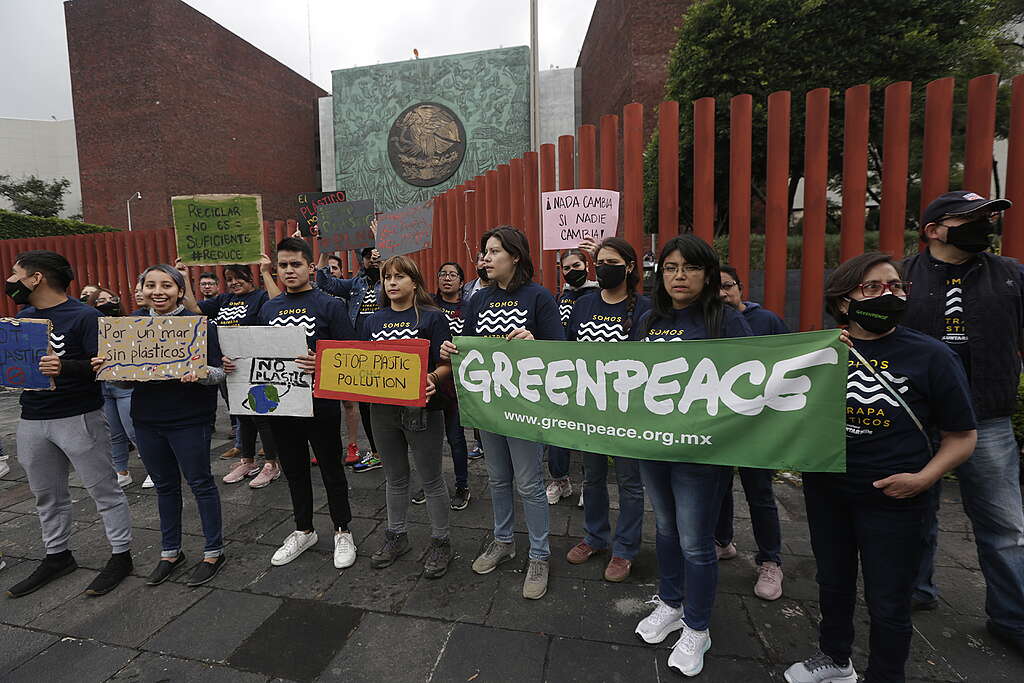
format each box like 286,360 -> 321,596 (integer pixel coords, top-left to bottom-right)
49,332 -> 66,357
559,301 -> 573,325
216,303 -> 248,325
845,368 -> 909,436
268,314 -> 316,337
941,281 -> 967,344
577,319 -> 627,342
443,312 -> 465,335
475,307 -> 528,336
371,327 -> 419,341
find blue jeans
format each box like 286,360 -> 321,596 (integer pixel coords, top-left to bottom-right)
480,431 -> 550,560
443,401 -> 469,489
640,459 -> 731,631
914,416 -> 1024,634
135,421 -> 223,558
715,467 -> 783,566
101,382 -> 135,473
548,445 -> 571,479
582,453 -> 644,559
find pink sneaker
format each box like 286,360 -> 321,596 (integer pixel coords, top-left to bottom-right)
715,542 -> 737,560
223,461 -> 258,484
754,561 -> 783,600
249,462 -> 281,489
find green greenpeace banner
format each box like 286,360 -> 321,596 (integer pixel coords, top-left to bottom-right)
452,330 -> 848,472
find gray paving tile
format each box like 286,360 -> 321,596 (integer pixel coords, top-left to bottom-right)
0,624 -> 59,675
545,636 -> 659,682
322,557 -> 422,613
5,637 -> 137,683
485,573 -> 585,638
111,651 -> 270,682
399,551 -> 500,624
432,623 -> 548,682
0,560 -> 98,626
319,612 -> 450,682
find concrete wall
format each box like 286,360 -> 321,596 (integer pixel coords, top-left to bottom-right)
0,118 -> 81,219
319,96 -> 336,193
538,68 -> 581,149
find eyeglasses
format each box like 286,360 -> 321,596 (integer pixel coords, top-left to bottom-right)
857,281 -> 912,297
661,264 -> 705,276
720,281 -> 738,290
438,272 -> 460,280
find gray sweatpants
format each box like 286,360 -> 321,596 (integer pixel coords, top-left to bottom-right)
17,410 -> 132,554
370,404 -> 450,539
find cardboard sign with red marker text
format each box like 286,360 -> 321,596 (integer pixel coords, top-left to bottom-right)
95,316 -> 208,381
313,339 -> 428,407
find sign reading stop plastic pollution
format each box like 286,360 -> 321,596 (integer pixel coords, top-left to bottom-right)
313,339 -> 428,407
541,189 -> 620,250
173,194 -> 264,265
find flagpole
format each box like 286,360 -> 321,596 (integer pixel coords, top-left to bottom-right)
529,0 -> 539,152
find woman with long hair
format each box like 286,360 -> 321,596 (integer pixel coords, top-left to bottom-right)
366,256 -> 454,578
441,226 -> 565,600
629,235 -> 752,677
564,237 -> 650,583
433,261 -> 471,509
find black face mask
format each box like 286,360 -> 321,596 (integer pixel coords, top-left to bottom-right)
596,264 -> 627,290
5,279 -> 33,306
97,301 -> 121,316
943,218 -> 993,254
476,267 -> 489,282
564,268 -> 587,288
365,266 -> 380,282
846,293 -> 907,334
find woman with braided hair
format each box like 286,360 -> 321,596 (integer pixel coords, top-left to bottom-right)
563,237 -> 650,582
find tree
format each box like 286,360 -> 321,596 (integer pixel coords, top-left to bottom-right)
0,174 -> 72,218
644,0 -> 1024,237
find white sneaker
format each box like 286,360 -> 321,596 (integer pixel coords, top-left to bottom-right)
0,459 -> 10,479
271,530 -> 318,566
577,490 -> 584,508
116,472 -> 133,488
334,530 -> 356,569
668,626 -> 711,677
545,478 -> 572,505
634,596 -> 685,644
784,653 -> 857,683
142,475 -> 155,489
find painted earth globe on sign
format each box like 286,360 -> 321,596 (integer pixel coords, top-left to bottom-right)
387,102 -> 466,187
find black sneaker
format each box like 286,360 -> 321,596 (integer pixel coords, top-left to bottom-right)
451,486 -> 471,510
84,551 -> 133,596
411,489 -> 426,505
6,551 -> 77,598
423,537 -> 452,579
186,555 -> 227,587
371,530 -> 410,569
146,551 -> 188,586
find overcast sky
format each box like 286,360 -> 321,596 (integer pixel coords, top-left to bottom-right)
0,0 -> 597,121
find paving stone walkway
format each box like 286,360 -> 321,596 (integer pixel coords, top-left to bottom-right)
0,389 -> 1022,681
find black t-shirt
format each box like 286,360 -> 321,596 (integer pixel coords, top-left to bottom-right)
18,298 -> 103,420
462,282 -> 566,341
258,288 -> 355,351
199,289 -> 269,327
433,295 -> 465,336
939,261 -> 972,378
844,326 -> 976,480
567,293 -> 651,342
631,305 -> 752,341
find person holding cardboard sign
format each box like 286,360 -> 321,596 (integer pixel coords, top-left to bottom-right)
5,250 -> 134,600
433,262 -> 471,510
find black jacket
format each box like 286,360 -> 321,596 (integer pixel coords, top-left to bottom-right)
901,250 -> 1024,419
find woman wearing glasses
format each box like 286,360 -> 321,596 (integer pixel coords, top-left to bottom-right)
434,262 -> 471,510
785,252 -> 977,683
629,235 -> 752,677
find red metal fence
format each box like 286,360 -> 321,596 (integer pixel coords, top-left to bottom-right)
3,74 -> 1023,329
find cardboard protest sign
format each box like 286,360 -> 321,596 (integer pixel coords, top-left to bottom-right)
541,189 -> 620,250
218,326 -> 312,417
297,190 -> 347,237
314,339 -> 428,407
317,200 -> 376,253
375,202 -> 433,258
95,316 -> 208,381
0,318 -> 54,390
173,194 -> 264,265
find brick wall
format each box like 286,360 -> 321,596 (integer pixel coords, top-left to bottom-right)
65,0 -> 326,230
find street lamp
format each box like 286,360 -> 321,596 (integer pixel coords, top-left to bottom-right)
126,191 -> 142,231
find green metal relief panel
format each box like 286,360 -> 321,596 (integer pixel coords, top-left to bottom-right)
332,46 -> 530,212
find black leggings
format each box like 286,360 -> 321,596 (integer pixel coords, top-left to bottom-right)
358,402 -> 378,453
238,415 -> 278,461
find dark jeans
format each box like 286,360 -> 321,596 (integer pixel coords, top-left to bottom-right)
443,401 -> 469,489
715,467 -> 783,565
548,445 -> 571,479
582,453 -> 644,559
804,473 -> 928,683
135,421 -> 223,558
358,402 -> 378,453
639,459 -> 731,631
269,399 -> 352,532
238,415 -> 278,462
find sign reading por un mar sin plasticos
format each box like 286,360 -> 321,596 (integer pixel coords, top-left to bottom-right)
313,339 -> 429,407
173,194 -> 265,266
95,316 -> 208,381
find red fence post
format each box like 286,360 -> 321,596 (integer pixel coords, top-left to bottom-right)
693,97 -> 716,244
558,135 -> 575,191
840,84 -> 870,261
964,74 -> 999,196
510,158 -> 525,229
879,81 -> 912,258
729,94 -> 752,285
497,164 -> 511,225
523,151 -> 542,279
920,78 -> 955,217
485,170 -> 499,229
1003,74 -> 1024,260
658,100 -> 680,253
578,125 -> 597,189
623,102 -> 644,252
600,114 -> 619,191
764,91 -> 791,318
800,88 -> 830,332
540,144 -> 557,292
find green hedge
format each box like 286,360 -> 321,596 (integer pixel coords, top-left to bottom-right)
712,230 -> 921,270
0,209 -> 120,240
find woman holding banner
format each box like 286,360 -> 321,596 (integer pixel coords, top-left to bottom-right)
93,264 -> 228,588
564,237 -> 650,583
364,256 -> 454,578
629,235 -> 752,677
434,262 -> 471,510
440,226 -> 565,600
784,252 -> 977,683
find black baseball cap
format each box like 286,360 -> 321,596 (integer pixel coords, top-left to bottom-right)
921,191 -> 1012,227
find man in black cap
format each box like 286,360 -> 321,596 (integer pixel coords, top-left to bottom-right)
902,190 -> 1024,653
